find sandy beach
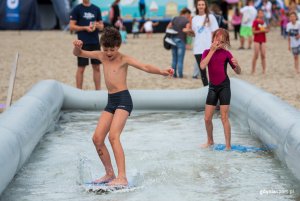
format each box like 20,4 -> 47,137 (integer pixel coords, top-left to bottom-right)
0,28 -> 299,111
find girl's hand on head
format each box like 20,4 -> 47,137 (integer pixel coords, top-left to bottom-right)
211,41 -> 220,51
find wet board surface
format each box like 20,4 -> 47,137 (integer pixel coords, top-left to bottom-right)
213,144 -> 269,152
84,181 -> 138,194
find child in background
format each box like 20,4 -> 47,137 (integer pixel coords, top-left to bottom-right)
73,27 -> 174,186
287,11 -> 300,74
231,7 -> 243,40
200,28 -> 241,150
280,9 -> 289,39
140,18 -> 159,38
132,18 -> 140,38
252,9 -> 269,75
120,26 -> 127,44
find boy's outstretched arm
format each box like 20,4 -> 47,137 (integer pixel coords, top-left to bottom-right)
126,56 -> 174,76
73,40 -> 101,60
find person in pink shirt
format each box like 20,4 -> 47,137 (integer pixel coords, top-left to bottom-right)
231,7 -> 243,40
200,28 -> 241,150
280,9 -> 289,39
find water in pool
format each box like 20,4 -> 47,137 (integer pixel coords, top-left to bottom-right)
1,111 -> 299,201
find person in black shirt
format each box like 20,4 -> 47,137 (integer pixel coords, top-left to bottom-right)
70,0 -> 104,90
109,0 -> 121,28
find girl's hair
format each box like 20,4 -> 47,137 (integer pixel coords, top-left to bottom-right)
234,7 -> 240,16
212,28 -> 230,47
194,0 -> 210,25
256,9 -> 264,18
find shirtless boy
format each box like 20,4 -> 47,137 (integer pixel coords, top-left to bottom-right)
73,27 -> 174,186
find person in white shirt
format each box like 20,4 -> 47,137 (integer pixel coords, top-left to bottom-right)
287,11 -> 300,73
239,0 -> 257,49
140,18 -> 159,38
186,0 -> 219,86
261,0 -> 272,25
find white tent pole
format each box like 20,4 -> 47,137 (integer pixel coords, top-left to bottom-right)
5,52 -> 19,111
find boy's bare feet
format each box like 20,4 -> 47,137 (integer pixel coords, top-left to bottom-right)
200,142 -> 214,148
107,177 -> 128,186
93,174 -> 115,184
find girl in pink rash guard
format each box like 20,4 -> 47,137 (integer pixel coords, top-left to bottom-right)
200,28 -> 241,150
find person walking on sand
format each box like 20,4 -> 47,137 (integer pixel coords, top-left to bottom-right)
166,7 -> 191,78
139,0 -> 146,20
287,11 -> 300,74
110,0 -> 121,29
69,0 -> 104,90
239,0 -> 257,50
73,27 -> 174,186
252,9 -> 269,75
200,28 -> 241,150
231,7 -> 242,40
140,18 -> 159,38
188,0 -> 219,85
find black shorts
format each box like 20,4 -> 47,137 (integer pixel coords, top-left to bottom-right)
104,90 -> 133,115
206,78 -> 231,106
77,44 -> 101,67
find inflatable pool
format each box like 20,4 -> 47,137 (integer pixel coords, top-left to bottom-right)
0,78 -> 299,195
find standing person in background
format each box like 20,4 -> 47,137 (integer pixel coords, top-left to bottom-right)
140,18 -> 159,38
211,3 -> 228,29
69,0 -> 104,90
287,11 -> 300,74
132,18 -> 140,38
261,0 -> 272,26
110,0 -> 121,29
252,9 -> 269,75
139,0 -> 146,20
288,0 -> 299,13
279,9 -> 288,39
239,0 -> 257,50
120,26 -> 128,44
231,6 -> 242,40
188,0 -> 218,85
219,0 -> 229,29
166,8 -> 191,78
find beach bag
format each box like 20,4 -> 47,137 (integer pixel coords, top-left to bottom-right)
163,28 -> 178,50
163,33 -> 172,50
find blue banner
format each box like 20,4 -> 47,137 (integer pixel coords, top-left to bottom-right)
91,0 -> 188,22
5,0 -> 20,23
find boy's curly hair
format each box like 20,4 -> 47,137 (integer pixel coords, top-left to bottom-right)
100,27 -> 122,48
